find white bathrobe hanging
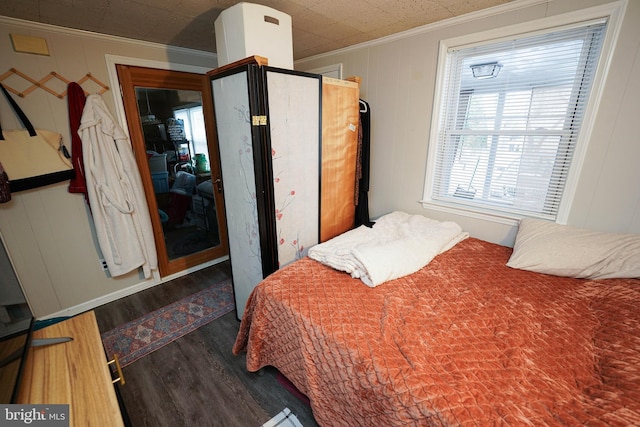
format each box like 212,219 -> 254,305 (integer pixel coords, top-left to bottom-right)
79,94 -> 157,278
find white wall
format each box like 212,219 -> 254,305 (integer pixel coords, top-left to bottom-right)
0,17 -> 217,318
296,0 -> 640,246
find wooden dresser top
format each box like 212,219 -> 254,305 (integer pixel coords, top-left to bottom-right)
17,311 -> 124,426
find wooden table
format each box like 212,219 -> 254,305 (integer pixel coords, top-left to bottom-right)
17,311 -> 124,426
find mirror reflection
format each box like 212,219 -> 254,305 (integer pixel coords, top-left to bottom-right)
135,87 -> 220,260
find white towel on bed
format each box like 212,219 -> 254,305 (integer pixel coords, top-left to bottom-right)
309,211 -> 468,287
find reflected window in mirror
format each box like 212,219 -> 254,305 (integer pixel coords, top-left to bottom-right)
134,87 -> 220,261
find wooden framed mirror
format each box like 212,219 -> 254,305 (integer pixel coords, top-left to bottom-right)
116,65 -> 228,277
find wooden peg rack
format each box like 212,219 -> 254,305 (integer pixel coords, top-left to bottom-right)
0,68 -> 110,98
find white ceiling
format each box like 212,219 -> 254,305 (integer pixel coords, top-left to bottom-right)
0,0 -> 511,59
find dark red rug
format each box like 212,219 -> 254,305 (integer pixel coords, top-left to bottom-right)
101,279 -> 234,367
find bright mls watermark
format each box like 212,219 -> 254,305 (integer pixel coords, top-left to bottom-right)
0,405 -> 69,426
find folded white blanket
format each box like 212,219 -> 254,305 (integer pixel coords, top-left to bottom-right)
308,211 -> 468,287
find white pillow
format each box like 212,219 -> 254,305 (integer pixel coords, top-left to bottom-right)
506,218 -> 640,279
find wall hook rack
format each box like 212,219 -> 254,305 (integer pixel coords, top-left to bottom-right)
0,68 -> 109,98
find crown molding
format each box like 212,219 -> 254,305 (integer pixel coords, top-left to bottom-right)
295,0 -> 550,65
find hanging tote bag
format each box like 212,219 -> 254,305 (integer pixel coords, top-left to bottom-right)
0,84 -> 73,193
0,161 -> 10,203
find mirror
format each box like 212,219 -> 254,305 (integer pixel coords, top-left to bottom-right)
137,87 -> 220,260
116,65 -> 228,277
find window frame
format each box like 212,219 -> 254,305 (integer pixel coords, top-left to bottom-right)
421,1 -> 626,225
174,104 -> 208,160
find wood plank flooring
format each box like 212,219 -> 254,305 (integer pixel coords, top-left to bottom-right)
94,261 -> 319,427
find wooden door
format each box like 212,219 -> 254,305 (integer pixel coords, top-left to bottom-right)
116,65 -> 228,277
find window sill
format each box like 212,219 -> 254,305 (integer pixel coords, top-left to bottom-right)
419,199 -> 521,227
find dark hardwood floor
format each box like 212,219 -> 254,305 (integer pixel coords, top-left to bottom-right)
94,261 -> 319,427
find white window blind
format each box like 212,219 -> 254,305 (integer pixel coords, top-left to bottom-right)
430,20 -> 606,220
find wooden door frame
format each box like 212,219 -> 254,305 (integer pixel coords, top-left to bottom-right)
116,65 -> 228,277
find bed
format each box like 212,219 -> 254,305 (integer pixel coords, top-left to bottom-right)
233,215 -> 640,426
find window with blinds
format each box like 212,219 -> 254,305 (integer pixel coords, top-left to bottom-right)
427,20 -> 607,220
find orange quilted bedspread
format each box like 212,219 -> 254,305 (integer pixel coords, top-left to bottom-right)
233,238 -> 640,426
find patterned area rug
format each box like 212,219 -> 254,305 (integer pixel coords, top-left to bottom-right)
101,279 -> 234,367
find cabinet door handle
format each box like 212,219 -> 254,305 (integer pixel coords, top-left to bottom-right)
108,355 -> 126,386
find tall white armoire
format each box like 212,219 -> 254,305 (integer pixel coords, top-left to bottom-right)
208,57 -> 359,318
